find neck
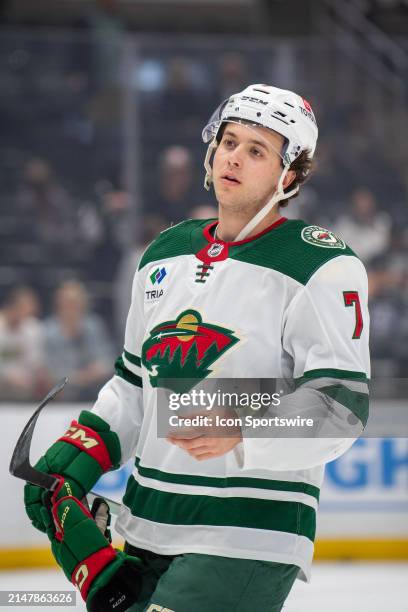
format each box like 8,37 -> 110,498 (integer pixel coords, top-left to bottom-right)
216,205 -> 282,242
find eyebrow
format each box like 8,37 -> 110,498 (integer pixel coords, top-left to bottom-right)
223,129 -> 270,152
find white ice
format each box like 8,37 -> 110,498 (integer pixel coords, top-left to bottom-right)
0,563 -> 406,611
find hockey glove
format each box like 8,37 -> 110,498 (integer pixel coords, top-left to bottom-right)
24,410 -> 121,533
41,485 -> 142,612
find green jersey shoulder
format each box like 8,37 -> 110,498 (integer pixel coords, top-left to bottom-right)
138,218 -> 357,286
230,219 -> 358,286
138,219 -> 211,271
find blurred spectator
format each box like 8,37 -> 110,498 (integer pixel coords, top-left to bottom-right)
157,57 -> 201,139
0,287 -> 46,401
80,181 -> 133,287
368,265 -> 407,376
16,157 -> 77,257
153,146 -> 202,224
43,281 -> 114,401
114,214 -> 168,342
333,188 -> 392,263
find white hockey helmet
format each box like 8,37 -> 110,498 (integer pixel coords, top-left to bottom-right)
202,83 -> 318,191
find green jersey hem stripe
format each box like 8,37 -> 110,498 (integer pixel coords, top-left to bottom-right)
134,457 -> 320,500
297,369 -> 368,383
318,384 -> 369,427
123,476 -> 316,540
115,356 -> 142,388
123,350 -> 141,368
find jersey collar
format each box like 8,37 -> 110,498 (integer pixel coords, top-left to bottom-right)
203,217 -> 287,246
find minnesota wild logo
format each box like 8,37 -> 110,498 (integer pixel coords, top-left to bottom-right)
301,225 -> 346,249
142,310 -> 239,392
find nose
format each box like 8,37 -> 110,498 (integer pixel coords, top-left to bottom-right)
227,144 -> 242,168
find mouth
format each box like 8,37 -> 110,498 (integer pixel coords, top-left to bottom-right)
220,174 -> 241,185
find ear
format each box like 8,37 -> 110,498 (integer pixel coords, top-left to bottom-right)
283,169 -> 296,190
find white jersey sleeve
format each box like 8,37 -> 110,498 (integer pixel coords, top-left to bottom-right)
92,269 -> 145,464
240,255 -> 370,471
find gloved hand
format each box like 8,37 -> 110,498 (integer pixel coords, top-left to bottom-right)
90,497 -> 112,542
24,411 -> 121,533
42,483 -> 142,612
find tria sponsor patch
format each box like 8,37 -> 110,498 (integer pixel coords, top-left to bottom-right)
145,288 -> 164,301
146,265 -> 169,301
150,266 -> 167,285
301,225 -> 346,249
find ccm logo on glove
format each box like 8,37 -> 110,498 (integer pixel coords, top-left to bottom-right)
60,504 -> 70,530
72,547 -> 116,598
74,563 -> 88,591
59,421 -> 112,471
62,425 -> 99,449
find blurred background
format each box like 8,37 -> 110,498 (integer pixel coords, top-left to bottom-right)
0,1 -> 407,609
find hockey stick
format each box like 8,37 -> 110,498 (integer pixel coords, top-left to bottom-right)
9,378 -> 121,515
9,378 -> 68,490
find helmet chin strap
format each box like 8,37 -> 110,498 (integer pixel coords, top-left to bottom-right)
204,137 -> 299,242
233,167 -> 298,241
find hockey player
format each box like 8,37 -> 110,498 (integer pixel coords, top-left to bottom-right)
24,84 -> 370,611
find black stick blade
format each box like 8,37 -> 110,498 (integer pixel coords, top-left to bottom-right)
12,460 -> 60,490
9,377 -> 68,490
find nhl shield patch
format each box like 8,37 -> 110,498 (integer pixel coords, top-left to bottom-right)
207,243 -> 224,258
301,225 -> 346,249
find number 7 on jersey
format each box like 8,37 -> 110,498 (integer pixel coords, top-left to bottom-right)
343,291 -> 363,339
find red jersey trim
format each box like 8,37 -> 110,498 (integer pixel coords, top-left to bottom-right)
202,217 -> 287,246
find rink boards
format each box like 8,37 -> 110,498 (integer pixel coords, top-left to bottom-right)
2,404 -> 407,568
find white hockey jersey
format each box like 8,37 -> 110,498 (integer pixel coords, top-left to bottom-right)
92,217 -> 370,581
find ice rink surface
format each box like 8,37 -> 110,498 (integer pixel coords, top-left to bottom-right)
0,563 -> 406,611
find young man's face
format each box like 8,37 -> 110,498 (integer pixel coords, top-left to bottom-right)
212,122 -> 288,215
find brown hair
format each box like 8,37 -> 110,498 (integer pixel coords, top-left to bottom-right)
280,149 -> 314,207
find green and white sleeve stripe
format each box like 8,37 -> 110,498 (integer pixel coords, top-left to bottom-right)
114,349 -> 142,388
296,368 -> 369,428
